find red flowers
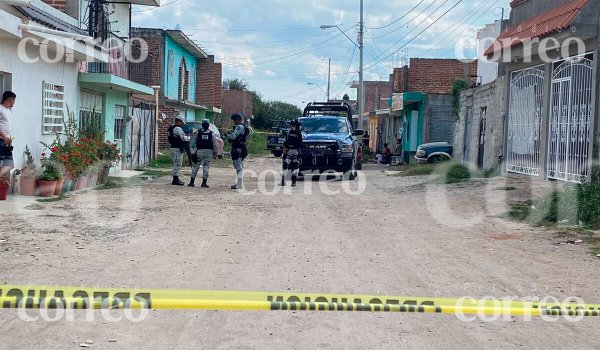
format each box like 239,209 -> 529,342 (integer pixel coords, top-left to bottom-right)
51,146 -> 58,153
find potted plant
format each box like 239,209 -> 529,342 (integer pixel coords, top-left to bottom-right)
48,146 -> 66,195
98,141 -> 121,184
0,176 -> 9,200
87,164 -> 99,188
19,146 -> 37,196
41,138 -> 71,195
37,153 -> 61,197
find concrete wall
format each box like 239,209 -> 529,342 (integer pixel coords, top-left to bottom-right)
0,37 -> 79,170
477,21 -> 504,85
424,94 -> 454,144
453,76 -> 507,170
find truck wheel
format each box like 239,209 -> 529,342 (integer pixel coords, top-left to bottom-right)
272,151 -> 283,158
428,155 -> 450,164
344,160 -> 357,181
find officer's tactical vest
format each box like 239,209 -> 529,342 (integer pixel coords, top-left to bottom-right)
197,130 -> 214,150
232,125 -> 249,148
168,125 -> 184,149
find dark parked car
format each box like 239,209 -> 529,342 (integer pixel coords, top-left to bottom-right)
299,102 -> 363,180
414,142 -> 454,164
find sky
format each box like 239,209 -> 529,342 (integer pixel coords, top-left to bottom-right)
132,0 -> 511,108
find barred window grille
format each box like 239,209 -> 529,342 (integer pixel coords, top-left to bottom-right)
42,82 -> 65,134
114,105 -> 126,141
79,91 -> 103,134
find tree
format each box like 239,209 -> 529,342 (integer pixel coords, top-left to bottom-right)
270,101 -> 302,122
223,78 -> 248,91
251,93 -> 302,130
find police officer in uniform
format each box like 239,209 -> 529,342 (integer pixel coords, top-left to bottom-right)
189,119 -> 217,188
227,113 -> 249,190
280,119 -> 303,187
167,115 -> 190,186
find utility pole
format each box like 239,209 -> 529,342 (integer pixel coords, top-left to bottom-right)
358,0 -> 364,130
327,58 -> 331,102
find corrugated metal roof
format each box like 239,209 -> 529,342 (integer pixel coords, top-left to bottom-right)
484,0 -> 589,56
14,5 -> 87,36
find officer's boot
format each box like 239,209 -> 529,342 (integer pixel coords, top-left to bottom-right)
201,179 -> 209,188
172,176 -> 184,186
280,175 -> 286,186
187,177 -> 195,187
291,175 -> 298,187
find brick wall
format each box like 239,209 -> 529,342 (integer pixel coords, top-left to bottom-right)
407,58 -> 477,94
363,81 -> 390,113
214,63 -> 222,108
196,55 -> 223,109
129,29 -> 163,96
392,66 -> 409,93
41,0 -> 66,12
219,90 -> 253,129
157,106 -> 179,149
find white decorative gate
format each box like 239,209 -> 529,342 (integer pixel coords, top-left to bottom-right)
547,57 -> 593,183
506,66 -> 545,176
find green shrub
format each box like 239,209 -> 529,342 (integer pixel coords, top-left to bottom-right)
398,164 -> 437,177
444,163 -> 471,184
148,150 -> 173,168
509,183 -> 600,228
576,182 -> 600,228
482,164 -> 499,178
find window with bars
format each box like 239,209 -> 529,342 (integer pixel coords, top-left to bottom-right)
114,105 -> 126,141
42,82 -> 65,134
79,91 -> 103,136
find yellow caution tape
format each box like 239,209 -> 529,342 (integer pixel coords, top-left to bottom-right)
2,285 -> 600,317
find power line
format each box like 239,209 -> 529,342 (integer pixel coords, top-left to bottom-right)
365,0 -> 463,71
366,0 -> 451,63
192,32 -> 334,45
132,0 -> 181,13
332,45 -> 357,97
420,0 -> 495,55
365,0 -> 425,30
213,26 -> 354,61
371,0 -> 440,40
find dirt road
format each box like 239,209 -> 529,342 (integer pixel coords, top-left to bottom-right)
1,157 -> 599,349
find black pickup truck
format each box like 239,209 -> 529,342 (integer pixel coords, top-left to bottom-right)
299,102 -> 364,180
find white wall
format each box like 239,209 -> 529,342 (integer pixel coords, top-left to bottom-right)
0,38 -> 79,169
110,3 -> 131,38
477,20 -> 503,85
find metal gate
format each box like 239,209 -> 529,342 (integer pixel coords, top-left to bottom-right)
506,66 -> 545,176
125,102 -> 156,169
478,107 -> 487,169
547,57 -> 593,183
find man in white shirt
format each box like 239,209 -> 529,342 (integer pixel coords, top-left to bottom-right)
0,91 -> 16,178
